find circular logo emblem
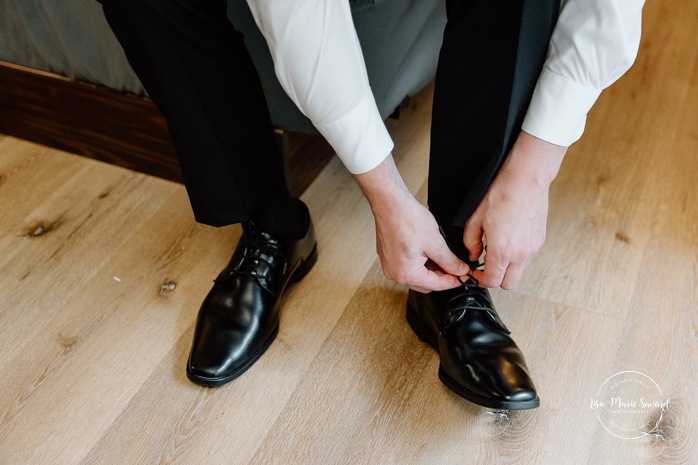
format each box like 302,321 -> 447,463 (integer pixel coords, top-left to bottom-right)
590,371 -> 670,439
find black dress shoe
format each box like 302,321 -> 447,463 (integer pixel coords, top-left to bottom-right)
407,280 -> 539,409
186,209 -> 317,387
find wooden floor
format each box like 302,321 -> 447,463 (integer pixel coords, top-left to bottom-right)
1,2 -> 697,463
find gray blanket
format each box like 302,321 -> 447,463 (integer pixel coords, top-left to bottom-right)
1,0 -> 144,94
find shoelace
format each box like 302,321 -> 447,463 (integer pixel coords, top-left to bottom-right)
439,266 -> 509,335
217,230 -> 287,284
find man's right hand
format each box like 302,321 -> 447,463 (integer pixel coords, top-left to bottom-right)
354,155 -> 470,293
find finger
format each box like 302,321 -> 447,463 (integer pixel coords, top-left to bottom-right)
408,266 -> 463,292
500,261 -> 525,290
426,238 -> 470,277
469,254 -> 508,288
463,218 -> 484,262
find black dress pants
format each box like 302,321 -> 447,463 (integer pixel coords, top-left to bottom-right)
430,0 -> 558,258
99,0 -> 284,227
98,0 -> 558,234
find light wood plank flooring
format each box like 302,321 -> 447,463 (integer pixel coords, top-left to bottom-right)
1,1 -> 697,463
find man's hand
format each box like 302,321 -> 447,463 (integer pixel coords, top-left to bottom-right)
465,132 -> 567,289
354,155 -> 470,293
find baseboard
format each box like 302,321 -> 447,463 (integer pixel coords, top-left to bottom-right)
0,61 -> 332,196
0,60 -> 183,182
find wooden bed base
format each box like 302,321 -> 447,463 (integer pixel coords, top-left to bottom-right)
0,61 -> 331,196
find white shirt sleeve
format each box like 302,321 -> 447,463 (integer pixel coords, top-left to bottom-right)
521,0 -> 646,147
246,0 -> 393,174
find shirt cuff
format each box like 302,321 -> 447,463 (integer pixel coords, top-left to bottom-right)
313,92 -> 394,174
521,69 -> 602,147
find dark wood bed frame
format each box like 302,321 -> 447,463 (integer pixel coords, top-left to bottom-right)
0,61 -> 332,196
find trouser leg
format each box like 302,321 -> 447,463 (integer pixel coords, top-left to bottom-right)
98,0 -> 285,226
428,0 -> 558,257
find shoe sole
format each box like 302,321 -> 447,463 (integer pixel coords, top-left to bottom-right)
186,244 -> 318,388
406,302 -> 540,410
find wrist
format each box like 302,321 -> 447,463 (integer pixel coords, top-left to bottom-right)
353,154 -> 411,211
502,131 -> 568,187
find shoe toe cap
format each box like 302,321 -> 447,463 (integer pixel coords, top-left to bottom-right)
506,387 -> 538,403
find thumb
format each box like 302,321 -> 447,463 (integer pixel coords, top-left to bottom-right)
426,237 -> 470,277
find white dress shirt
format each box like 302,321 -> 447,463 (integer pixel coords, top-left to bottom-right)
247,0 -> 645,175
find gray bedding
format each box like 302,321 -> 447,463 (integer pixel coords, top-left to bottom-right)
1,0 -> 145,94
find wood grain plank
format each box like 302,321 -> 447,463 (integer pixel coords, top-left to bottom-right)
590,49 -> 698,464
0,1 -> 695,461
0,176 -> 232,464
246,262 -> 628,465
65,83 -> 436,465
517,0 -> 698,320
0,163 -> 180,370
72,162 -> 382,464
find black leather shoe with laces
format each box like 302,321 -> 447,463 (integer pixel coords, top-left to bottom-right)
407,278 -> 539,409
186,206 -> 317,387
